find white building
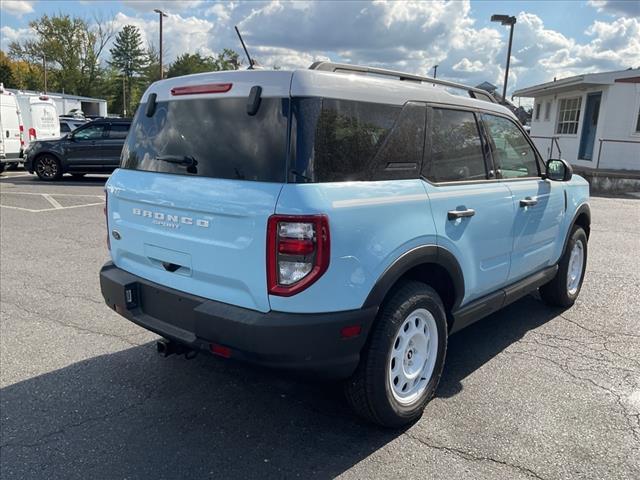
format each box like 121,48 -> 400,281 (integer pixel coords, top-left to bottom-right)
513,68 -> 640,173
7,89 -> 108,118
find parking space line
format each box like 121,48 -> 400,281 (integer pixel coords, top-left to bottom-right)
0,191 -> 104,198
0,202 -> 104,213
42,194 -> 64,209
0,191 -> 105,213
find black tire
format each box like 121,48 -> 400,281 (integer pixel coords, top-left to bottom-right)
540,226 -> 588,307
0,163 -> 5,173
34,154 -> 62,181
6,162 -> 18,171
344,281 -> 448,428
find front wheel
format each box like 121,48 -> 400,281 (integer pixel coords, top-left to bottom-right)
540,226 -> 588,307
344,281 -> 448,428
34,155 -> 62,181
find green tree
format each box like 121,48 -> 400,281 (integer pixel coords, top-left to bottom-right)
166,52 -> 216,78
9,14 -> 114,96
0,51 -> 16,87
166,49 -> 241,78
109,25 -> 148,115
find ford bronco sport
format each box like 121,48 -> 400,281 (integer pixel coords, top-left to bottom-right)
100,62 -> 590,427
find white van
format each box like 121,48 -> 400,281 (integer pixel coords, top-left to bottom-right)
0,86 -> 23,172
16,93 -> 60,146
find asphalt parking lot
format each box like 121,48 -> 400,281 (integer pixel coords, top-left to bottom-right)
1,170 -> 638,480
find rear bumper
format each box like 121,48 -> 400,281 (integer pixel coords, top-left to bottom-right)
100,262 -> 377,378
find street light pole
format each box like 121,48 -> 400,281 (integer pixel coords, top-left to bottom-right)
432,64 -> 438,79
491,14 -> 517,104
42,53 -> 47,93
154,9 -> 168,79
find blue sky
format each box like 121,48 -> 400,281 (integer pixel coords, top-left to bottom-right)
1,0 -> 639,99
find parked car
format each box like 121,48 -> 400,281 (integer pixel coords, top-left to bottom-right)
99,64 -> 590,427
0,86 -> 24,172
16,93 -> 60,147
59,117 -> 87,134
24,118 -> 131,180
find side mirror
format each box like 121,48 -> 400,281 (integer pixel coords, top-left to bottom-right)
545,158 -> 572,182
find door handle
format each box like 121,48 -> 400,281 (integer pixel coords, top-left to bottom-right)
520,197 -> 538,207
447,208 -> 476,220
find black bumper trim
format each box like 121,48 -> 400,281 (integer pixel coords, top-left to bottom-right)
100,262 -> 377,378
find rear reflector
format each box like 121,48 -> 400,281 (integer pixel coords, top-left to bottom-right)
210,344 -> 231,358
171,83 -> 233,96
340,325 -> 362,338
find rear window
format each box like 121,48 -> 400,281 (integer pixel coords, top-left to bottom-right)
122,97 -> 289,182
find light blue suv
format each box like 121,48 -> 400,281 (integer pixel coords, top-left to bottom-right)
100,63 -> 590,427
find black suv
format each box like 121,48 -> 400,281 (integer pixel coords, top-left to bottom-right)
25,118 -> 131,181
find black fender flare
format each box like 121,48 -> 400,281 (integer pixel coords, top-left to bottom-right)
561,203 -> 591,257
362,245 -> 465,311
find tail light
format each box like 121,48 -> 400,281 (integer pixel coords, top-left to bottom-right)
19,125 -> 24,146
267,214 -> 330,296
28,127 -> 36,142
104,190 -> 110,250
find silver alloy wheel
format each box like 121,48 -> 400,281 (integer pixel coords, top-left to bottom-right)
36,156 -> 58,179
388,308 -> 438,406
567,239 -> 585,295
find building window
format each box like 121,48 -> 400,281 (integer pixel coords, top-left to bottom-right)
544,101 -> 551,121
636,105 -> 640,133
534,103 -> 541,121
556,97 -> 582,134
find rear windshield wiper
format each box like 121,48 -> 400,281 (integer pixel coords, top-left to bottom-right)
156,155 -> 197,167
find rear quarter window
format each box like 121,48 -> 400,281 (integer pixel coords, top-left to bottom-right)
291,98 -> 425,182
122,97 -> 289,182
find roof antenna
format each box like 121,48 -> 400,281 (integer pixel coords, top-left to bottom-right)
234,26 -> 255,70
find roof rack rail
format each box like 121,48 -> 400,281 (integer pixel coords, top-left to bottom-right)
308,61 -> 496,103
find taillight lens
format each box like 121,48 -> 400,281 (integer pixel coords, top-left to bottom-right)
267,215 -> 330,296
28,127 -> 36,142
19,125 -> 24,146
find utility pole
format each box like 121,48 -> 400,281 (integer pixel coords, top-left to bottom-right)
491,14 -> 517,104
122,75 -> 126,117
432,65 -> 438,79
43,53 -> 47,93
154,9 -> 168,79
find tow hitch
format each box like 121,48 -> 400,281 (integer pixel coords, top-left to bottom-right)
156,339 -> 197,359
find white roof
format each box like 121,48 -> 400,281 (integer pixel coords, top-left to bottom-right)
513,68 -> 640,98
141,68 -> 513,119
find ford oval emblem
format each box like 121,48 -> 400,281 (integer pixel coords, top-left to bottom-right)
111,230 -> 122,240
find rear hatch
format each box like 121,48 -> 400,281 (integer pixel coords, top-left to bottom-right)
106,71 -> 293,312
30,99 -> 59,140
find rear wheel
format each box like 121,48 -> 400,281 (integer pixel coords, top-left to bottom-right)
0,163 -> 5,174
344,281 -> 447,428
540,226 -> 588,307
34,155 -> 62,181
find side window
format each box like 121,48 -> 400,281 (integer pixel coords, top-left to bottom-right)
534,103 -> 541,121
108,124 -> 130,139
313,99 -> 400,182
73,124 -> 106,140
60,123 -> 70,133
482,114 -> 539,178
424,108 -> 487,183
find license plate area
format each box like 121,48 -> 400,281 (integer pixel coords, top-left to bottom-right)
138,283 -> 200,332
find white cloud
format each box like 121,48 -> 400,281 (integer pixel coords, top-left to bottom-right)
109,11 -> 216,61
0,0 -> 34,16
588,0 -> 640,18
121,0 -> 204,14
0,25 -> 35,50
453,58 -> 485,73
